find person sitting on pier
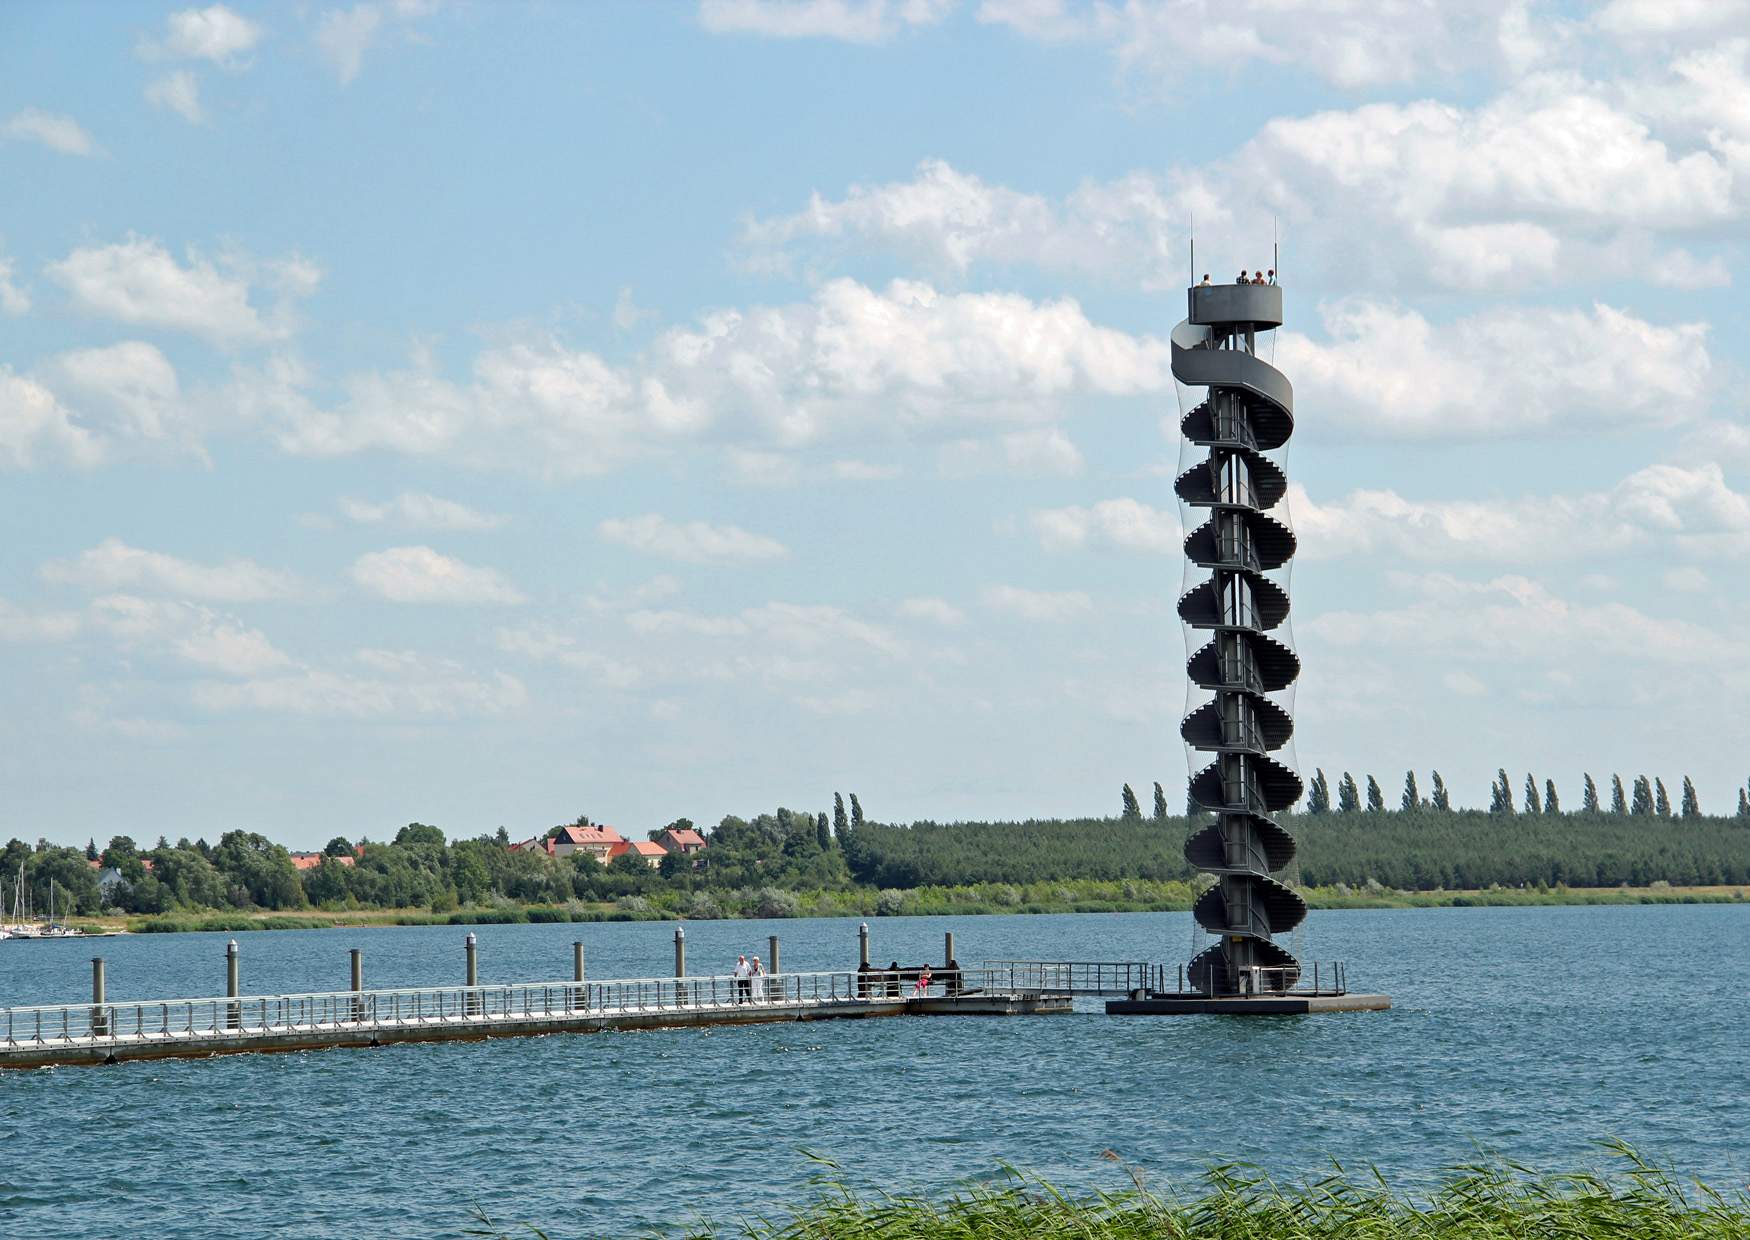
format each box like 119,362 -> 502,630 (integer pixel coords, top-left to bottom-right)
1266,268 -> 1276,285
1199,273 -> 1211,286
912,964 -> 933,996
1236,269 -> 1248,284
1252,270 -> 1267,285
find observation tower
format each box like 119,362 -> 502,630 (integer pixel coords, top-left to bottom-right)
1108,275 -> 1389,1015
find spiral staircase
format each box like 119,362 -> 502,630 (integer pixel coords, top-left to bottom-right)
1173,283 -> 1305,996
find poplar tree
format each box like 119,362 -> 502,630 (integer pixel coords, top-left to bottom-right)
1400,770 -> 1419,812
1544,779 -> 1560,815
1738,788 -> 1749,818
1654,778 -> 1672,817
1611,775 -> 1628,815
1680,777 -> 1700,819
1582,774 -> 1600,814
1337,773 -> 1361,813
833,793 -> 848,837
1631,776 -> 1653,816
850,794 -> 864,830
1365,776 -> 1385,812
84,838 -> 98,861
1120,784 -> 1143,820
1431,771 -> 1451,812
815,811 -> 832,850
1490,769 -> 1514,815
1523,773 -> 1541,815
1152,782 -> 1169,822
1307,769 -> 1331,814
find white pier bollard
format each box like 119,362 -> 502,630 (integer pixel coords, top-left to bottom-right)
464,932 -> 479,1016
91,956 -> 108,1038
858,922 -> 870,967
225,939 -> 241,1031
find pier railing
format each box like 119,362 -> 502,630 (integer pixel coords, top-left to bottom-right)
977,960 -> 1352,997
0,969 -> 942,1051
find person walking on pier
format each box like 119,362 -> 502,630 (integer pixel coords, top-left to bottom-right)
733,954 -> 751,1003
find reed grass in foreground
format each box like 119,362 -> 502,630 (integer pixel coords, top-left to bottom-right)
467,1143 -> 1750,1239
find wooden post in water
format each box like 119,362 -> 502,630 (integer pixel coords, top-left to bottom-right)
768,934 -> 780,977
464,932 -> 479,1016
944,931 -> 955,966
90,957 -> 107,1037
225,939 -> 240,1030
350,948 -> 364,1022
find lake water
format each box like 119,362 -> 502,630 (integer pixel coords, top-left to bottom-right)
2,905 -> 1747,1237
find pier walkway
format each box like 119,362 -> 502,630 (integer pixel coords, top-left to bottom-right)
0,967 -> 1069,1069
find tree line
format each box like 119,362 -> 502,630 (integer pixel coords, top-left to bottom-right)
6,776 -> 1748,919
1297,770 -> 1746,818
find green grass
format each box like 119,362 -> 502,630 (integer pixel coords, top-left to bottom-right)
465,1145 -> 1749,1239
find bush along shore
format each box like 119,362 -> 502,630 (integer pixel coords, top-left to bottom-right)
463,1144 -> 1750,1239
88,877 -> 1749,935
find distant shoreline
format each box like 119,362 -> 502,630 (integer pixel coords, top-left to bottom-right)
57,882 -> 1748,936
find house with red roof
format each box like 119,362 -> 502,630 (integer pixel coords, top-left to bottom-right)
608,839 -> 666,869
656,826 -> 706,856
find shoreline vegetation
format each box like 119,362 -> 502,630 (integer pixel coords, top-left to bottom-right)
463,1145 -> 1750,1239
13,800 -> 1750,937
63,879 -> 1749,936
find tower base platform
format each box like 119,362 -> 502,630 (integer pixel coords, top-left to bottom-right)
1105,992 -> 1391,1016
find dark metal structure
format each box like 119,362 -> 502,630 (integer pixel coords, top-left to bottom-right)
1173,282 -> 1306,995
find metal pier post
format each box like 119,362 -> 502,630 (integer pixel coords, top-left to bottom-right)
91,957 -> 107,1038
225,940 -> 240,1030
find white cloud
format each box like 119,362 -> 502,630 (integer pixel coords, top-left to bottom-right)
349,546 -> 525,604
0,256 -> 29,315
1442,670 -> 1488,697
43,539 -> 300,602
0,598 -> 81,642
314,1 -> 437,85
1291,464 -> 1750,563
1029,497 -> 1178,553
146,71 -> 204,123
980,0 -> 1525,90
613,286 -> 656,331
0,367 -> 104,468
338,492 -> 506,531
598,514 -> 789,564
744,158 -> 1181,287
46,236 -> 317,346
982,583 -> 1092,621
193,657 -> 528,719
2,108 -> 94,156
1308,572 -> 1744,666
254,278 -> 1160,473
939,427 -> 1085,477
897,596 -> 965,625
583,575 -> 684,613
1596,0 -> 1750,39
45,342 -> 190,446
493,625 -> 644,688
831,458 -> 900,480
144,5 -> 265,63
699,0 -> 952,42
1664,565 -> 1711,592
1280,300 -> 1710,439
90,594 -> 291,676
726,448 -> 800,485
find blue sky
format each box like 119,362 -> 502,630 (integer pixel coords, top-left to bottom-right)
4,0 -> 1749,848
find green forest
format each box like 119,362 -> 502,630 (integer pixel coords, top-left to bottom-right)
5,773 -> 1749,922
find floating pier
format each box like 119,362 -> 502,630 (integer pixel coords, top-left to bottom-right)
0,927 -> 1069,1070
